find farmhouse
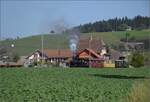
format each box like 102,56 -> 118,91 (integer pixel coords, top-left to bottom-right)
74,48 -> 104,67
69,37 -> 107,67
77,37 -> 106,55
25,49 -> 72,67
43,49 -> 72,66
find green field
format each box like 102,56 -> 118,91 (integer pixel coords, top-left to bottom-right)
0,29 -> 149,56
0,67 -> 150,102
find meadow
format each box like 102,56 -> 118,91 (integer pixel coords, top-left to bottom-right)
0,29 -> 149,56
0,67 -> 150,102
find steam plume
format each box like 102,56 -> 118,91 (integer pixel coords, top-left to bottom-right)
68,28 -> 80,53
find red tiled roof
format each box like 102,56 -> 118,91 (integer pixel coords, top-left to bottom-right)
43,49 -> 72,58
86,48 -> 101,58
77,37 -> 104,53
77,48 -> 101,59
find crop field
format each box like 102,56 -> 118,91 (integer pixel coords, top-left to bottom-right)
0,67 -> 150,102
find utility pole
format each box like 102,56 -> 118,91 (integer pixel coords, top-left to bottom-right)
126,32 -> 129,63
41,34 -> 44,66
115,17 -> 117,31
58,36 -> 60,65
126,32 -> 128,62
89,35 -> 92,68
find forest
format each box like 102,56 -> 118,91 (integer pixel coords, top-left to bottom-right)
76,15 -> 150,33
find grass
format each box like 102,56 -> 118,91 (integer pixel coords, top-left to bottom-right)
0,34 -> 69,56
0,29 -> 149,56
82,29 -> 150,45
0,67 -> 150,102
125,79 -> 150,102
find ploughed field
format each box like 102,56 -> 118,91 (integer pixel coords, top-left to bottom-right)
0,67 -> 150,102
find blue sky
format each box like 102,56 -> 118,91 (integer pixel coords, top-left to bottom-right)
0,0 -> 149,38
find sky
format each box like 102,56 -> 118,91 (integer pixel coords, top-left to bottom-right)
0,0 -> 149,38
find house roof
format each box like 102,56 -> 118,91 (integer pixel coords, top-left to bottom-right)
26,50 -> 47,59
77,48 -> 102,59
42,49 -> 72,58
26,49 -> 72,59
77,37 -> 105,53
109,49 -> 122,60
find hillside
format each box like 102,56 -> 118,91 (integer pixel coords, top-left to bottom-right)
82,29 -> 150,45
0,29 -> 149,56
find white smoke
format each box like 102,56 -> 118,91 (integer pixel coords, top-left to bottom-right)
68,28 -> 80,52
69,37 -> 78,52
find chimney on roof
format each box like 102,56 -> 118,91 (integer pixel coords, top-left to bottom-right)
101,39 -> 105,46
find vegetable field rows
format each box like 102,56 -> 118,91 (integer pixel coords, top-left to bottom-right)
0,68 -> 150,102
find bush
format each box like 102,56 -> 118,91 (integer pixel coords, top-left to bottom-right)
12,54 -> 20,62
130,52 -> 144,67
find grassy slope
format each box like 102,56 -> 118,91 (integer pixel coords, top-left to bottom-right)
0,67 -> 150,102
0,34 -> 69,56
82,29 -> 150,45
0,29 -> 149,56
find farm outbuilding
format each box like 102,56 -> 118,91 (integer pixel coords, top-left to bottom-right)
102,49 -> 122,68
115,56 -> 128,68
0,56 -> 26,68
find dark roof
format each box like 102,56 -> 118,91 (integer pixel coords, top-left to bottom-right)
77,37 -> 105,53
109,49 -> 122,60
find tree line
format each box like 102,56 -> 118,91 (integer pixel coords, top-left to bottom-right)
75,15 -> 150,33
